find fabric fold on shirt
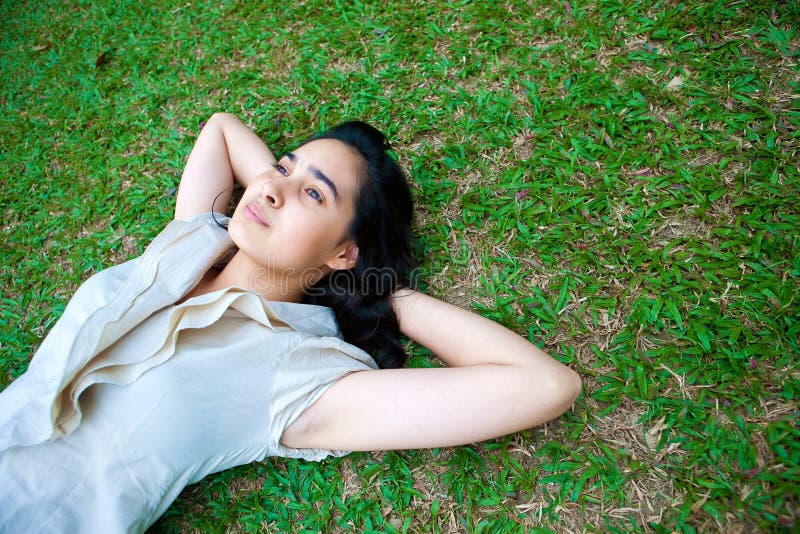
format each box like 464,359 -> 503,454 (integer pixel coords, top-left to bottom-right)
0,213 -> 234,448
0,211 -> 381,534
56,288 -> 294,434
0,212 -> 366,450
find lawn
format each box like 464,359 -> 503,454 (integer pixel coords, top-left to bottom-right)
1,0 -> 798,531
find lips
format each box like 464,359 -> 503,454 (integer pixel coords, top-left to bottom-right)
244,205 -> 269,227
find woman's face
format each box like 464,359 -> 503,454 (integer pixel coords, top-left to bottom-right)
228,138 -> 363,291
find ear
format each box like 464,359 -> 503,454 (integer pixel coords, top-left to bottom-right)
325,242 -> 359,271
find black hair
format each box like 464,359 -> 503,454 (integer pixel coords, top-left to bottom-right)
300,121 -> 417,369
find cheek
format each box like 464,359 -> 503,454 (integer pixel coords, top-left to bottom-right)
288,225 -> 334,254
285,217 -> 346,256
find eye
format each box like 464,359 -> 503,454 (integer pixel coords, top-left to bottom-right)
306,188 -> 324,203
272,162 -> 289,177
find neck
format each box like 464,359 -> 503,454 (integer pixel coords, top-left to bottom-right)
197,250 -> 308,303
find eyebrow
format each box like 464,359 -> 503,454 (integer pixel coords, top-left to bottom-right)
284,152 -> 340,202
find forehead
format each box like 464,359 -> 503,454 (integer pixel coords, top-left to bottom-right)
293,138 -> 364,199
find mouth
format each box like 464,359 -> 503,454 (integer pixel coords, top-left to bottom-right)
244,205 -> 269,227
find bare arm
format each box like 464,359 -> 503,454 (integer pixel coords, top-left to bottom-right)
174,113 -> 277,220
281,289 -> 582,451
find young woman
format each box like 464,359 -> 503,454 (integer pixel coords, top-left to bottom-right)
0,113 -> 581,532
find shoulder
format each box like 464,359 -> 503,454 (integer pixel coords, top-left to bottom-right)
276,335 -> 379,383
265,334 -> 377,460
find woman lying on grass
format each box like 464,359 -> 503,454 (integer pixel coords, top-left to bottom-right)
0,113 -> 581,531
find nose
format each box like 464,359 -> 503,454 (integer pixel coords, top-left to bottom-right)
261,179 -> 284,209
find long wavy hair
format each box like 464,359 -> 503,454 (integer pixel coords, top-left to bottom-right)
299,121 -> 416,369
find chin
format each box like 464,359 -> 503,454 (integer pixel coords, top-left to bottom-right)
226,217 -> 250,248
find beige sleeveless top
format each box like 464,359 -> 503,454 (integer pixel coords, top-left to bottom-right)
0,213 -> 377,532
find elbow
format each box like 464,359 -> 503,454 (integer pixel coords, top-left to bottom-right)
563,367 -> 582,405
547,366 -> 581,413
207,112 -> 239,127
521,364 -> 581,427
210,111 -> 234,119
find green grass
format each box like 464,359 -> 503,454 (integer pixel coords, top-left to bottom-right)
2,0 -> 798,531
